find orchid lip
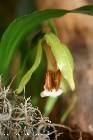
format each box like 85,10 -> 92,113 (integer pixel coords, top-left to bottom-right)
40,88 -> 63,98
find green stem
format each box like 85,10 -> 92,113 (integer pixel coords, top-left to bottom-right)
61,95 -> 77,123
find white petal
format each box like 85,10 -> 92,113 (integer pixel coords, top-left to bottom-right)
40,88 -> 63,98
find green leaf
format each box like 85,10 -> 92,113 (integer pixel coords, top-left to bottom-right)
28,46 -> 47,97
44,32 -> 75,91
72,4 -> 93,15
0,9 -> 68,74
16,40 -> 42,94
61,95 -> 77,123
0,5 -> 93,74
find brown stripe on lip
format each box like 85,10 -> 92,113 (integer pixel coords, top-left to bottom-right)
44,70 -> 62,91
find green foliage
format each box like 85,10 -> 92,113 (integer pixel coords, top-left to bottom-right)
17,40 -> 42,94
17,32 -> 75,94
0,5 -> 93,74
61,95 -> 77,123
0,5 -> 93,116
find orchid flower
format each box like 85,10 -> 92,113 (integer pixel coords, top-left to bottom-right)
17,33 -> 75,98
41,32 -> 75,97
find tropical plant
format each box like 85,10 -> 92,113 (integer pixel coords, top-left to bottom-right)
0,5 -> 93,117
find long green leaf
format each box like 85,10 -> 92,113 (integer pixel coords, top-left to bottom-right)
16,40 -> 42,94
0,5 -> 93,73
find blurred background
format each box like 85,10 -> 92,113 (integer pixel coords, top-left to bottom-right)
0,0 -> 93,134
